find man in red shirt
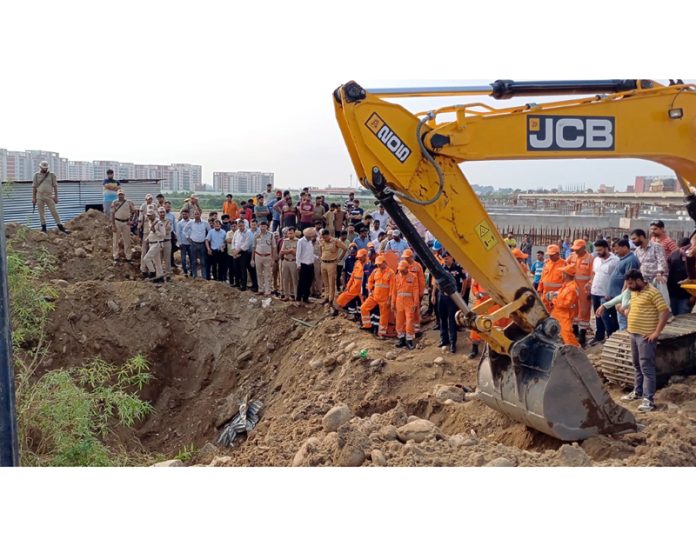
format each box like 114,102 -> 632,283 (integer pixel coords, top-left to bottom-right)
298,194 -> 315,231
649,219 -> 677,268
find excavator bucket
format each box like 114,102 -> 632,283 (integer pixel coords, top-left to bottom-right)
476,333 -> 637,441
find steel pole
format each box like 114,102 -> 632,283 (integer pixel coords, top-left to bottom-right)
0,195 -> 20,466
365,85 -> 493,98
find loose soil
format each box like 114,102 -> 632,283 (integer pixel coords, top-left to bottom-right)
6,211 -> 696,466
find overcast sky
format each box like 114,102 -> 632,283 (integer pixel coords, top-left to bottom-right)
1,1 -> 690,191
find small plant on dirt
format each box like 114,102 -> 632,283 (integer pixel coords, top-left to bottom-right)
174,443 -> 196,463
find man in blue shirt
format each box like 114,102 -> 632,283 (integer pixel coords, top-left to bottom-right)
268,189 -> 283,233
386,230 -> 410,254
530,250 -> 545,290
353,226 -> 371,251
206,220 -> 228,281
608,239 -> 641,329
102,169 -> 120,220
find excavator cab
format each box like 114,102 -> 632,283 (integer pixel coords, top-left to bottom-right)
331,78 -> 696,441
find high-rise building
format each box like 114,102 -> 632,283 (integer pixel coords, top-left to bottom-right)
213,171 -> 274,194
167,164 -> 202,192
66,161 -> 94,180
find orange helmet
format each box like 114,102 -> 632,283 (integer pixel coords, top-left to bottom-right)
546,244 -> 560,255
397,260 -> 409,271
571,239 -> 586,251
512,248 -> 528,259
356,248 -> 368,258
375,255 -> 386,265
401,248 -> 414,258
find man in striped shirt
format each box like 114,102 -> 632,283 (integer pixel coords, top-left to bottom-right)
649,219 -> 677,263
620,269 -> 670,412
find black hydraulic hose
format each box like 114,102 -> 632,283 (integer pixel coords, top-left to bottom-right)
0,202 -> 20,466
490,79 -> 640,99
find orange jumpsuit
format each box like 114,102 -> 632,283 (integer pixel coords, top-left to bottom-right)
566,252 -> 593,331
538,258 -> 566,312
407,260 -> 426,333
336,260 -> 364,308
360,267 -> 395,335
392,271 -> 418,340
551,280 -> 580,347
469,279 -> 510,342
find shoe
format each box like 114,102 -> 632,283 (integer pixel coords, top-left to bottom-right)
395,337 -> 406,348
405,339 -> 415,350
620,391 -> 642,401
588,338 -> 603,347
467,345 -> 479,359
637,398 -> 656,412
41,224 -> 47,233
57,224 -> 71,234
572,324 -> 579,336
438,341 -> 449,348
415,331 -> 423,339
432,323 -> 441,331
578,330 -> 587,348
449,344 -> 457,354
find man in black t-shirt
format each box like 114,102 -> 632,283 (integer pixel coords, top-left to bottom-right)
438,251 -> 467,353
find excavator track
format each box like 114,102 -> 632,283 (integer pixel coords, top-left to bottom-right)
598,314 -> 696,387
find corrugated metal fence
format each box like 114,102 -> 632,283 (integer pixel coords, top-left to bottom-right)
1,180 -> 160,229
498,224 -> 695,246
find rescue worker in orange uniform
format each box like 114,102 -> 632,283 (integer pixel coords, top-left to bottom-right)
335,248 -> 368,316
402,248 -> 425,337
566,239 -> 593,347
360,255 -> 395,337
512,247 -> 530,275
393,260 -> 418,350
549,264 -> 580,347
537,244 -> 566,312
468,279 -> 511,359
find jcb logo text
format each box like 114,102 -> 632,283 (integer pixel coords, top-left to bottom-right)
527,115 -> 615,151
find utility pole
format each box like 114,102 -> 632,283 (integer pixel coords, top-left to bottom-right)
0,196 -> 20,466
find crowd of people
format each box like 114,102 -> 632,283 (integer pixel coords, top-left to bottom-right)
107,180 -> 696,412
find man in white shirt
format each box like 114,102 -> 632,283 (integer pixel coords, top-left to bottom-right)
371,203 -> 390,228
176,210 -> 193,276
184,209 -> 209,279
296,227 -> 317,303
370,219 -> 383,243
232,222 -> 254,291
590,239 -> 620,345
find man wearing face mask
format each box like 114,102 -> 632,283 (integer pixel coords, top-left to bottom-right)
32,160 -> 70,233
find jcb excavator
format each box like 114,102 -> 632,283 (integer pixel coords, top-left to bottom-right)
333,79 -> 696,441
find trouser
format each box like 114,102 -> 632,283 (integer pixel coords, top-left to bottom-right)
236,250 -> 251,289
297,263 -> 314,302
360,296 -> 389,334
438,295 -> 458,346
552,309 -> 580,347
395,301 -> 416,340
281,260 -> 298,298
617,312 -> 628,330
247,254 -> 258,291
210,250 -> 226,281
414,292 -> 423,333
630,333 -> 657,401
228,255 -> 239,286
103,200 -> 113,219
592,294 -> 618,340
336,264 -> 344,292
321,261 -> 337,302
336,290 -> 361,311
144,241 -> 164,277
256,254 -> 273,294
179,244 -> 192,275
574,282 -> 591,332
171,234 -> 178,268
670,296 -> 692,316
190,242 -> 208,279
271,219 -> 280,233
140,239 -> 150,272
161,241 -> 172,275
205,249 -> 212,279
37,193 -> 62,226
272,259 -> 280,293
112,220 -> 132,260
312,259 -> 322,296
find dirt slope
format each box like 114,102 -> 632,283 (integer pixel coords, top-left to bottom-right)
6,212 -> 696,466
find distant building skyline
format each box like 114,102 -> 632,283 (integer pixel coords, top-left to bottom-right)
213,171 -> 274,195
0,148 -> 203,192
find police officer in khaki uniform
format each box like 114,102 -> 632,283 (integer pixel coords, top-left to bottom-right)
318,228 -> 348,304
111,189 -> 136,262
143,209 -> 166,282
31,160 -> 69,233
252,220 -> 276,296
158,206 -> 173,277
140,203 -> 156,277
179,193 -> 202,220
279,227 -> 299,300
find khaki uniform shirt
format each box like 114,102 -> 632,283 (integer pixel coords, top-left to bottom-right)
32,171 -> 57,195
112,199 -> 135,221
319,237 -> 347,261
281,238 -> 298,261
146,219 -> 165,243
180,200 -> 202,220
254,231 -> 275,256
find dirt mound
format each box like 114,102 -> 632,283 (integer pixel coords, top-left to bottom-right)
7,210 -> 696,466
